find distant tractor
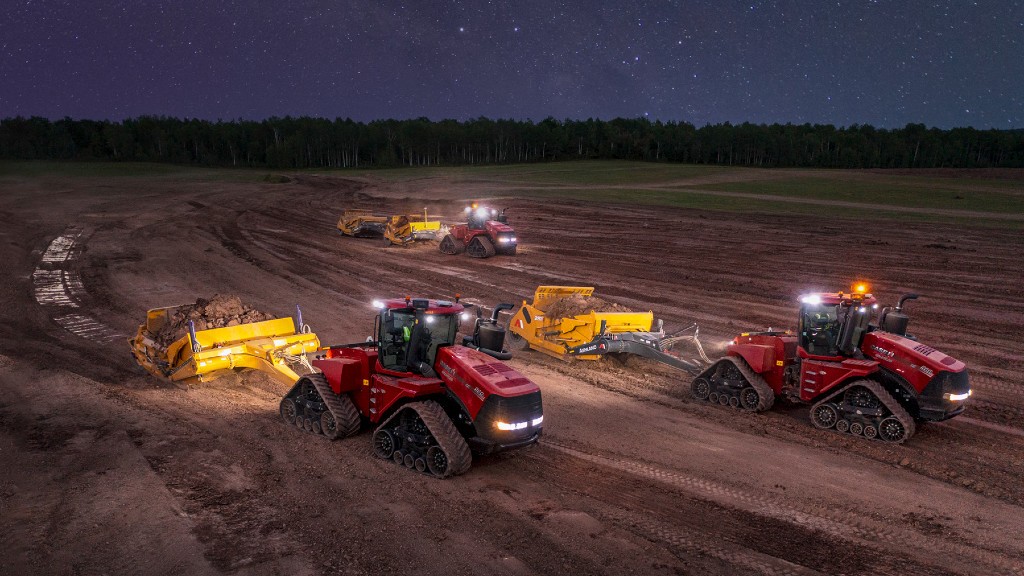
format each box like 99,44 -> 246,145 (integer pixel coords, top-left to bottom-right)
439,204 -> 517,258
280,296 -> 543,478
692,284 -> 971,443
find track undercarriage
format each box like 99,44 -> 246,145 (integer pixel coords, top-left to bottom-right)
691,357 -> 775,412
371,400 -> 472,478
279,374 -> 361,439
809,379 -> 915,443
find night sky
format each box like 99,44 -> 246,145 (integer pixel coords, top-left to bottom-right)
2,1 -> 1021,128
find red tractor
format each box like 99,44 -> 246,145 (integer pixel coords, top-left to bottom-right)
691,284 -> 971,443
279,296 -> 542,478
439,204 -> 517,258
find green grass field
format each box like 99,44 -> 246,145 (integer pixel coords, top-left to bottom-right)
3,159 -> 1021,227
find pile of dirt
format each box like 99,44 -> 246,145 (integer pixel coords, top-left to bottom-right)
544,294 -> 631,319
152,294 -> 276,348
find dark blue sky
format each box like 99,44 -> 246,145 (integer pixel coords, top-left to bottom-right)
1,1 -> 1021,128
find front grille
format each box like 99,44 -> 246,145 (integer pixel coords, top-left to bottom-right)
474,390 -> 543,442
922,369 -> 970,398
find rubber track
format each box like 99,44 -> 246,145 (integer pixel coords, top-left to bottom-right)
812,378 -> 915,443
695,356 -> 775,411
374,400 -> 472,478
307,373 -> 361,438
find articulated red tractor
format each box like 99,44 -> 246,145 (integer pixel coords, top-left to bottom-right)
280,297 -> 542,478
439,204 -> 517,258
691,284 -> 971,443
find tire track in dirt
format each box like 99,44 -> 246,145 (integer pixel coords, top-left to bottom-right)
540,440 -> 1023,575
32,227 -> 123,343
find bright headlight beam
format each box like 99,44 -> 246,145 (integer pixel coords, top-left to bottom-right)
947,390 -> 972,401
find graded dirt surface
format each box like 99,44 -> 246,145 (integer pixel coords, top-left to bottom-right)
1,163 -> 1023,575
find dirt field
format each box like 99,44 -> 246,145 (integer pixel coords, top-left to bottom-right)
1,163 -> 1023,575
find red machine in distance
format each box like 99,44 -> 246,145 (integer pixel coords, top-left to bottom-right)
280,296 -> 542,478
439,203 -> 517,258
692,284 -> 971,443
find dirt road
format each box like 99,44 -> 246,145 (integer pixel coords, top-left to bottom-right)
1,166 -> 1022,575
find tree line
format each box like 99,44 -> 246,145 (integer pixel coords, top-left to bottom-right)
1,115 -> 1021,169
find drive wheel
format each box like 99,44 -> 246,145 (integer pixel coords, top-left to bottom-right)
279,398 -> 297,425
739,387 -> 760,411
426,445 -> 450,477
691,378 -> 711,401
372,429 -> 397,459
438,234 -> 462,255
846,386 -> 880,410
811,403 -> 839,429
879,416 -> 908,443
466,236 -> 496,258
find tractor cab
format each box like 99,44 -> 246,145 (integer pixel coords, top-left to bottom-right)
465,204 -> 505,229
797,287 -> 878,359
375,297 -> 464,375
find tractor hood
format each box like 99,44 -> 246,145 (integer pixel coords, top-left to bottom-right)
862,331 -> 967,393
435,345 -> 539,414
486,220 -> 515,234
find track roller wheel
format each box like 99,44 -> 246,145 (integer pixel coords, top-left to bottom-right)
691,378 -> 711,401
810,403 -> 839,429
438,234 -> 463,255
835,419 -> 850,433
728,396 -> 740,408
392,450 -> 405,464
864,424 -> 878,439
312,420 -> 322,435
466,236 -> 496,258
279,398 -> 297,425
304,417 -> 314,432
879,416 -> 909,443
718,394 -> 729,406
427,446 -> 451,477
321,411 -> 339,440
372,429 -> 397,459
739,387 -> 760,411
415,458 -> 427,473
849,422 -> 864,436
708,392 -> 719,404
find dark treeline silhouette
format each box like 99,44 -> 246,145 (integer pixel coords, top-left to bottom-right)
2,115 -> 1022,169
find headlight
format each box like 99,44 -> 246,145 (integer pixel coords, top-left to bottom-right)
946,390 -> 971,401
532,416 -> 543,426
495,420 -> 529,431
460,312 -> 470,321
372,299 -> 385,309
425,315 -> 435,324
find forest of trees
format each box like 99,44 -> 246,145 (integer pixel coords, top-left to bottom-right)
1,115 -> 1022,170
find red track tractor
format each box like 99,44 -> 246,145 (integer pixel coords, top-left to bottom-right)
280,297 -> 542,478
439,204 -> 517,258
692,285 -> 971,443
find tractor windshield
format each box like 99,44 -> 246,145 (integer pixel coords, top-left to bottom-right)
379,309 -> 460,372
799,303 -> 843,356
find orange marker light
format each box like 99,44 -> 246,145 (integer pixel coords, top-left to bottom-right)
853,283 -> 869,294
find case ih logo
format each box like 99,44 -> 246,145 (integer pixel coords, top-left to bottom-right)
871,345 -> 894,359
438,360 -> 485,400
